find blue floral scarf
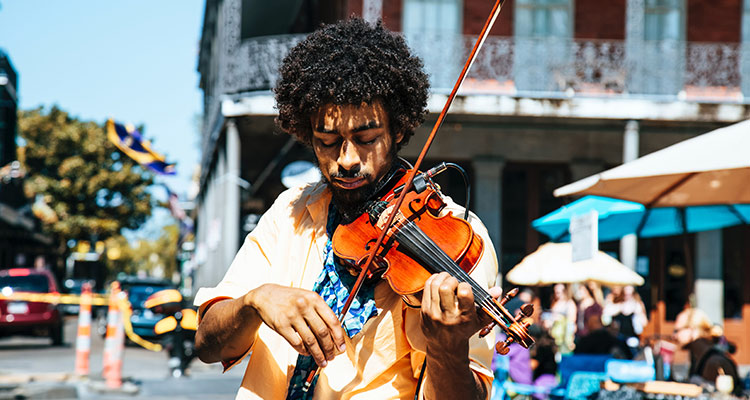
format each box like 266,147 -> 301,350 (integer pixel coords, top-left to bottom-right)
285,204 -> 378,400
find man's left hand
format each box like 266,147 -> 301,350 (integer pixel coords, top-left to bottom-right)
420,272 -> 487,351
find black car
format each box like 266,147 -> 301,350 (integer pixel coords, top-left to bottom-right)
61,278 -> 96,315
117,277 -> 176,341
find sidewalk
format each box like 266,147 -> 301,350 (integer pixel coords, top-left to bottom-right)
0,361 -> 246,400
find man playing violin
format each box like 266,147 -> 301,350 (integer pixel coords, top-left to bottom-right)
194,18 -> 501,400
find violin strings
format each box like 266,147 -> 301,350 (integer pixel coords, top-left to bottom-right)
405,224 -> 509,326
400,221 -> 489,296
394,221 -> 484,295
394,220 -> 506,321
398,223 -> 493,311
386,215 -> 508,325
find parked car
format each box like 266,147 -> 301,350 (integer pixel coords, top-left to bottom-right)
0,268 -> 64,345
117,276 -> 176,341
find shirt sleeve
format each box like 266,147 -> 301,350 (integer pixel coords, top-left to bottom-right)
193,212 -> 278,308
192,188 -> 291,371
193,186 -> 304,309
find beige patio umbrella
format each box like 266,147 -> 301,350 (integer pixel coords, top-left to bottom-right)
505,243 -> 645,287
553,119 -> 750,206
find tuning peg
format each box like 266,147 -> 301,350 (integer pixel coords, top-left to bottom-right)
499,288 -> 518,306
520,303 -> 534,318
495,336 -> 515,355
478,322 -> 495,338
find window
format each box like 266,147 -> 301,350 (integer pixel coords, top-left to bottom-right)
402,0 -> 463,90
627,0 -> 686,95
514,0 -> 573,38
239,0 -> 306,39
0,275 -> 50,293
513,0 -> 573,91
402,0 -> 462,36
644,0 -> 685,41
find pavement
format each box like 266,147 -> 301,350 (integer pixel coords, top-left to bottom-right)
0,316 -> 246,399
0,360 -> 247,399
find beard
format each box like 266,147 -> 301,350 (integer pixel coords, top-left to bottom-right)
319,144 -> 398,223
328,175 -> 378,223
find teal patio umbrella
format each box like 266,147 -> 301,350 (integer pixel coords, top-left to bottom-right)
532,195 -> 750,242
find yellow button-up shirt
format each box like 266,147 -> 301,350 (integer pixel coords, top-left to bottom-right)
194,182 -> 498,400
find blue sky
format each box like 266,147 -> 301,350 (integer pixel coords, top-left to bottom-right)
0,0 -> 205,238
0,0 -> 204,196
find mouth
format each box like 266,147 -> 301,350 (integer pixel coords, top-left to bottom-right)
333,177 -> 367,189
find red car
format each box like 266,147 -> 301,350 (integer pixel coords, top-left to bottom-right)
0,268 -> 64,345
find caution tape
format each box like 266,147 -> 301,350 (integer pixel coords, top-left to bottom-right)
114,292 -> 162,352
0,291 -> 109,306
0,289 -> 163,352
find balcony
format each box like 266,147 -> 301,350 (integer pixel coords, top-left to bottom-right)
409,35 -> 749,102
207,34 -> 750,130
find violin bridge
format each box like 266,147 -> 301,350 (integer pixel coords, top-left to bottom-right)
374,204 -> 397,231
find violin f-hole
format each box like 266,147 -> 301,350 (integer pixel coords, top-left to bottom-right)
407,198 -> 423,218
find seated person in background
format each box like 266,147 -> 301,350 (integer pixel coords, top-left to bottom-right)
574,282 -> 603,340
710,325 -> 737,355
492,299 -> 534,385
602,285 -> 648,356
574,305 -> 630,359
673,307 -> 742,395
528,325 -> 558,389
492,302 -> 557,395
546,283 -> 577,354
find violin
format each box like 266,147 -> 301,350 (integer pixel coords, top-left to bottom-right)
332,168 -> 534,353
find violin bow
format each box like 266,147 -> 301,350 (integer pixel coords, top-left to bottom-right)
338,0 -> 506,325
303,0 -> 506,390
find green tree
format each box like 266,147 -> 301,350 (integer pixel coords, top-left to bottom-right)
106,224 -> 179,279
19,106 -> 154,242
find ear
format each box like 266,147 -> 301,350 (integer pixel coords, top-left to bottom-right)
395,131 -> 405,144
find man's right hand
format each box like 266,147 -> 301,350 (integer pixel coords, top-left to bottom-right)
245,283 -> 347,367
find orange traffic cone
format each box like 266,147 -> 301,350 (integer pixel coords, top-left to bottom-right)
74,282 -> 93,376
103,282 -> 124,388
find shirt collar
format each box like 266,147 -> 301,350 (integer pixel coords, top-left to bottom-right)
305,181 -> 332,230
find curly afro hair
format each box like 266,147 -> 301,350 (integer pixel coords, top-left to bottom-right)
274,18 -> 429,150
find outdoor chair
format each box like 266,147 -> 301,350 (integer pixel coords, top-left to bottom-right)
563,371 -> 608,400
491,380 -> 550,400
557,354 -> 612,388
605,359 -> 655,383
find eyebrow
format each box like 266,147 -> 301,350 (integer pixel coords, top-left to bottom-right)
315,120 -> 381,134
352,120 -> 381,133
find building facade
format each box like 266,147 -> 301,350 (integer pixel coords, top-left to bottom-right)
195,0 -> 750,362
0,50 -> 56,273
0,50 -> 18,170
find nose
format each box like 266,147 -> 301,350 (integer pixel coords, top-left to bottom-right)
337,140 -> 361,172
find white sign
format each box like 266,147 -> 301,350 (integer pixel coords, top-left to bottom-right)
570,210 -> 598,263
281,161 -> 321,189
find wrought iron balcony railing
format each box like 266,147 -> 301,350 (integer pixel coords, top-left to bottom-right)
406,34 -> 749,101
206,33 -> 750,124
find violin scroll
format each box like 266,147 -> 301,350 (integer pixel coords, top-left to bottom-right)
477,287 -> 535,354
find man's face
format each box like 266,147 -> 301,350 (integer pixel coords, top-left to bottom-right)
311,100 -> 403,218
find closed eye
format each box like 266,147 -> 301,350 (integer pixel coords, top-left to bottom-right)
319,139 -> 340,148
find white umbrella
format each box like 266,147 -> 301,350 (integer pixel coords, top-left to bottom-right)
505,243 -> 645,287
553,119 -> 750,207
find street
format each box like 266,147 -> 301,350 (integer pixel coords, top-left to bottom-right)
0,316 -> 247,399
